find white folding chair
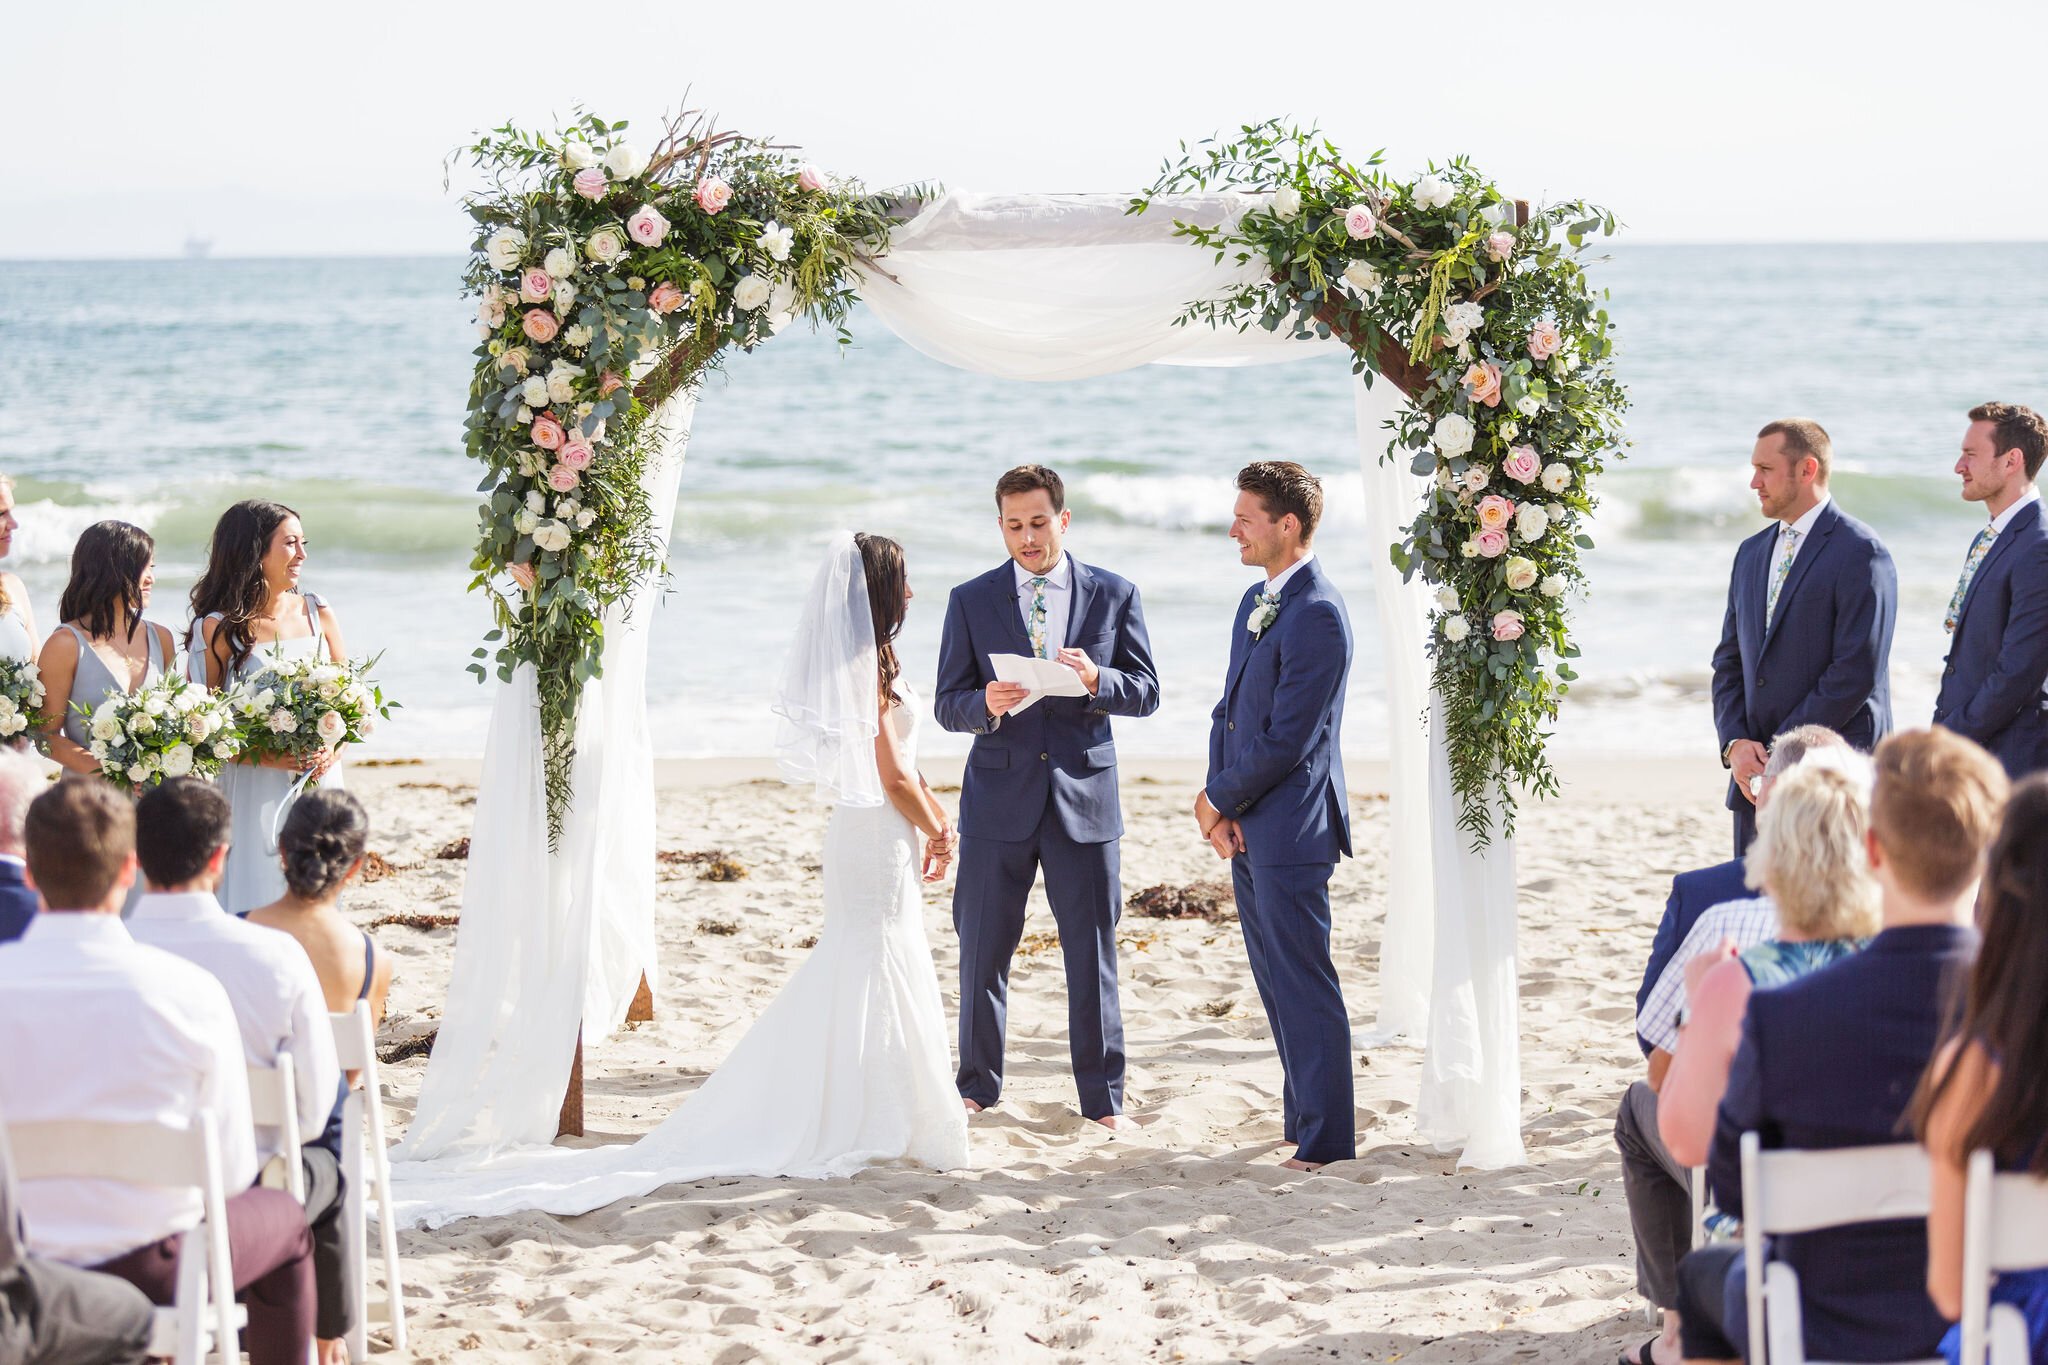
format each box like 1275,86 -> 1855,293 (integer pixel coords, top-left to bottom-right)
6,1110 -> 243,1365
244,1054 -> 305,1202
330,1001 -> 406,1359
1739,1133 -> 1942,1365
1957,1150 -> 2048,1365
1689,1164 -> 1708,1249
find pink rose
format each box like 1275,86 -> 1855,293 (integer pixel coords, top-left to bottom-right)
694,176 -> 733,215
508,562 -> 537,592
1491,609 -> 1525,642
558,437 -> 593,471
1344,204 -> 1377,239
626,204 -> 670,247
529,414 -> 566,450
1476,494 -> 1516,532
520,308 -> 559,343
599,370 -> 624,397
1502,444 -> 1541,485
572,167 -> 609,202
1485,230 -> 1516,262
1461,361 -> 1503,408
1475,528 -> 1510,558
648,282 -> 685,314
797,163 -> 828,192
546,463 -> 580,493
519,268 -> 552,303
1527,320 -> 1563,361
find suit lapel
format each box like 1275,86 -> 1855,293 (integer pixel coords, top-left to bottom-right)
1226,560 -> 1315,700
1224,583 -> 1262,698
1762,504 -> 1837,652
1063,556 -> 1096,649
987,565 -> 1034,655
1955,500 -> 2039,632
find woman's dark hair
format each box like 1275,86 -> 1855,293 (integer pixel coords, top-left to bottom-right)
59,520 -> 153,640
1911,774 -> 2048,1171
277,787 -> 369,900
854,533 -> 906,706
189,499 -> 299,675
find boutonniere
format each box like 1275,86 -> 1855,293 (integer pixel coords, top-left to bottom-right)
1245,592 -> 1282,639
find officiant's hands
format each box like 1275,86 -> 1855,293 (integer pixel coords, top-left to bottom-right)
984,681 -> 1030,719
1054,647 -> 1099,694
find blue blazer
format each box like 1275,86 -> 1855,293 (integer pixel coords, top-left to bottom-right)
1711,502 -> 1896,812
1635,857 -> 1749,1055
934,557 -> 1159,843
0,862 -> 34,945
1708,924 -> 1976,1362
1206,558 -> 1352,868
1934,498 -> 2048,778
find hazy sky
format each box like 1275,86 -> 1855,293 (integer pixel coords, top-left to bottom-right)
7,0 -> 2043,257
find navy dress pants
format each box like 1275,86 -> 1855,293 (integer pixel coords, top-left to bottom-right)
1231,854 -> 1355,1165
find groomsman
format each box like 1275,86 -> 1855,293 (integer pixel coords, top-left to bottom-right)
1711,419 -> 1896,855
935,465 -> 1159,1127
1933,402 -> 2048,776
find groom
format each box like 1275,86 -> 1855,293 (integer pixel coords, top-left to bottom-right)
1197,461 -> 1355,1170
935,464 -> 1160,1128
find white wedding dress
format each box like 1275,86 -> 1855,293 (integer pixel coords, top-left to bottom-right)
389,686 -> 968,1229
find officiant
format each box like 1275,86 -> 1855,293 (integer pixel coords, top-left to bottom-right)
934,465 -> 1160,1127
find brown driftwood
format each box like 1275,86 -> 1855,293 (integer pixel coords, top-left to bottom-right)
557,1028 -> 584,1138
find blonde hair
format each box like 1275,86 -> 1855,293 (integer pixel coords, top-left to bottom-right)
1871,727 -> 2009,900
1745,763 -> 1880,939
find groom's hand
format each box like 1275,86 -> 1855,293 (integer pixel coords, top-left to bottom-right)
1206,819 -> 1241,860
1054,647 -> 1099,694
985,681 -> 1030,718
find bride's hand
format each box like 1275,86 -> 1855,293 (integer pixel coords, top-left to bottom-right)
921,830 -> 956,883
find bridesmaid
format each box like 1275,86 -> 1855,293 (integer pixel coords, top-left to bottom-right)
0,476 -> 41,664
37,521 -> 175,776
188,499 -> 348,916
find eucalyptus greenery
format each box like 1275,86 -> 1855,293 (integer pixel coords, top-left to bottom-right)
1134,120 -> 1628,845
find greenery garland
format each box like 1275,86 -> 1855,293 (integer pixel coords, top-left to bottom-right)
1135,121 -> 1629,845
458,111 -> 904,840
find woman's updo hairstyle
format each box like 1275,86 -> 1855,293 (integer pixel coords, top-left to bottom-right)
277,787 -> 369,899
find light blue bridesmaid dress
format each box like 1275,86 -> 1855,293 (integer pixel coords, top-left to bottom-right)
59,622 -> 168,916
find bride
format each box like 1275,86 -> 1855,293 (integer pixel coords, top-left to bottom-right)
392,531 -> 968,1227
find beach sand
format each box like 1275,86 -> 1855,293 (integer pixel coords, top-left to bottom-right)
342,753 -> 1728,1362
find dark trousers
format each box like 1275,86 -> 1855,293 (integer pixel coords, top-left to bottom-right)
0,1256 -> 153,1365
92,1186 -> 313,1365
1732,800 -> 1757,860
1615,1080 -> 1691,1308
301,1145 -> 350,1340
1677,1243 -> 1747,1361
1231,855 -> 1355,1165
954,806 -> 1125,1118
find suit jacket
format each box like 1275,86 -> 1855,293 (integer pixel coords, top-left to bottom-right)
0,861 -> 35,944
1711,501 -> 1897,812
1635,857 -> 1749,1055
1206,558 -> 1352,868
934,557 -> 1159,843
1934,498 -> 2048,777
1708,923 -> 1976,1362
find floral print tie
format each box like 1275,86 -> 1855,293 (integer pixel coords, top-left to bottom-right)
1765,527 -> 1800,629
1945,524 -> 1998,634
1026,577 -> 1050,658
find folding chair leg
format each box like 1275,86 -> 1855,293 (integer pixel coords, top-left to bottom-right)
342,1095 -> 368,1364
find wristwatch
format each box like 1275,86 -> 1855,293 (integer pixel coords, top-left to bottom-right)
1720,738 -> 1740,769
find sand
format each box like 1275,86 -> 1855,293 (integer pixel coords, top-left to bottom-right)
336,752 -> 1729,1362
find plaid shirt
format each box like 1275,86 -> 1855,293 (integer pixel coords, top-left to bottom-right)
1637,896 -> 1778,1053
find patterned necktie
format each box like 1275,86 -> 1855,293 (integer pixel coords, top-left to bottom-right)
1945,524 -> 1998,634
1026,576 -> 1050,658
1765,527 -> 1801,629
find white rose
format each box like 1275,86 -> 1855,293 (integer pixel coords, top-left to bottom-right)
533,521 -> 573,554
575,508 -> 597,530
585,228 -> 626,265
1442,615 -> 1471,642
1271,185 -> 1302,219
317,711 -> 347,746
562,141 -> 599,171
476,292 -> 507,328
768,279 -> 797,317
543,246 -> 575,280
0,714 -> 19,737
160,743 -> 194,779
1434,585 -> 1459,611
547,369 -> 579,405
514,508 -> 539,536
91,705 -> 121,741
553,279 -> 577,313
756,221 -> 795,263
1516,502 -> 1551,542
604,142 -> 648,179
731,273 -> 772,312
268,708 -> 297,734
525,490 -> 546,514
1539,463 -> 1571,495
521,376 -> 550,407
1432,413 -> 1476,458
126,763 -> 150,786
1342,260 -> 1382,294
1516,395 -> 1541,418
1414,174 -> 1455,210
1461,465 -> 1490,494
128,713 -> 156,737
89,739 -> 107,760
143,692 -> 166,716
1442,301 -> 1486,345
485,227 -> 527,273
1540,575 -> 1567,598
1503,556 -> 1539,592
1434,465 -> 1454,490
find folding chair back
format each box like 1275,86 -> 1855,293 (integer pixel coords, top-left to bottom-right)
330,1001 -> 406,1358
1958,1151 -> 2048,1365
244,1054 -> 304,1201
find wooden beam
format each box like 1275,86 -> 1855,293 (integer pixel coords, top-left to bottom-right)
626,972 -> 654,1023
557,1028 -> 584,1138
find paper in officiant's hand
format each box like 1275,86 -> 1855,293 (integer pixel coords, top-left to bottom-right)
989,653 -> 1088,715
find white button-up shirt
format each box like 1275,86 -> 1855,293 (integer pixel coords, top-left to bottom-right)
129,891 -> 339,1160
0,912 -> 257,1266
1988,487 -> 2041,537
1013,552 -> 1074,657
1264,549 -> 1317,596
1637,896 -> 1780,1054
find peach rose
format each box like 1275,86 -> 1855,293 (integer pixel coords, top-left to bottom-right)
599,371 -> 624,397
1461,361 -> 1503,408
1527,320 -> 1563,361
648,282 -> 685,314
572,167 -> 608,202
1491,609 -> 1525,641
1474,528 -> 1510,558
508,562 -> 537,592
529,414 -> 566,450
519,268 -> 553,303
558,437 -> 593,471
797,163 -> 828,192
520,308 -> 559,343
1476,494 -> 1516,532
546,463 -> 580,493
694,176 -> 733,215
1502,444 -> 1541,485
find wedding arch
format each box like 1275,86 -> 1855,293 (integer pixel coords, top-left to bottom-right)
389,112 -> 1625,1179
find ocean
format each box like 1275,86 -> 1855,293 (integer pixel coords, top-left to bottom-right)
2,244 -> 2044,762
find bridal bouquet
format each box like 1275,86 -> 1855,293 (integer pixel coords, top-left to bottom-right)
228,655 -> 394,767
78,674 -> 242,792
0,658 -> 43,741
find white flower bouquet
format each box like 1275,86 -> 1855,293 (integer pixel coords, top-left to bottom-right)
77,673 -> 242,792
0,658 -> 44,741
229,655 -> 394,767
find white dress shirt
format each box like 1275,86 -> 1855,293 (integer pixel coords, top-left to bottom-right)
1012,552 -> 1075,657
1264,549 -> 1317,596
1636,895 -> 1779,1054
129,891 -> 339,1161
1988,487 -> 2041,537
1772,494 -> 1831,571
0,912 -> 257,1266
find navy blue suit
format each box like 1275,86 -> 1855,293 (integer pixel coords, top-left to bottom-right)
1635,858 -> 1749,1056
1934,498 -> 2048,778
935,556 -> 1159,1117
1700,924 -> 1975,1362
1711,502 -> 1896,854
1207,557 -> 1354,1165
0,862 -> 35,944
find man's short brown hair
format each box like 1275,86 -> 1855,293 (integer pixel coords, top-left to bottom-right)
1969,402 -> 2048,481
25,777 -> 134,910
994,465 -> 1065,514
1871,727 -> 2010,900
1236,461 -> 1324,541
1756,418 -> 1833,483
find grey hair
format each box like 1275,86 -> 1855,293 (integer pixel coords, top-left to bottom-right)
0,749 -> 48,855
1765,724 -> 1846,780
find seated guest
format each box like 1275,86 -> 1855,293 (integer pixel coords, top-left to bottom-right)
248,788 -> 393,1036
1913,774 -> 2048,1363
1676,727 -> 2005,1365
0,777 -> 315,1365
0,749 -> 42,943
0,1102 -> 155,1365
1660,761 -> 1880,1167
127,778 -> 352,1363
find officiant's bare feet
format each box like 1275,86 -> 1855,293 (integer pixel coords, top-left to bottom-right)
1092,1114 -> 1133,1132
961,1098 -> 984,1114
1279,1157 -> 1327,1172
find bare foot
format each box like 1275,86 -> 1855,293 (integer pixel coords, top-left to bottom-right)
961,1098 -> 984,1114
1092,1114 -> 1133,1132
1279,1157 -> 1326,1172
